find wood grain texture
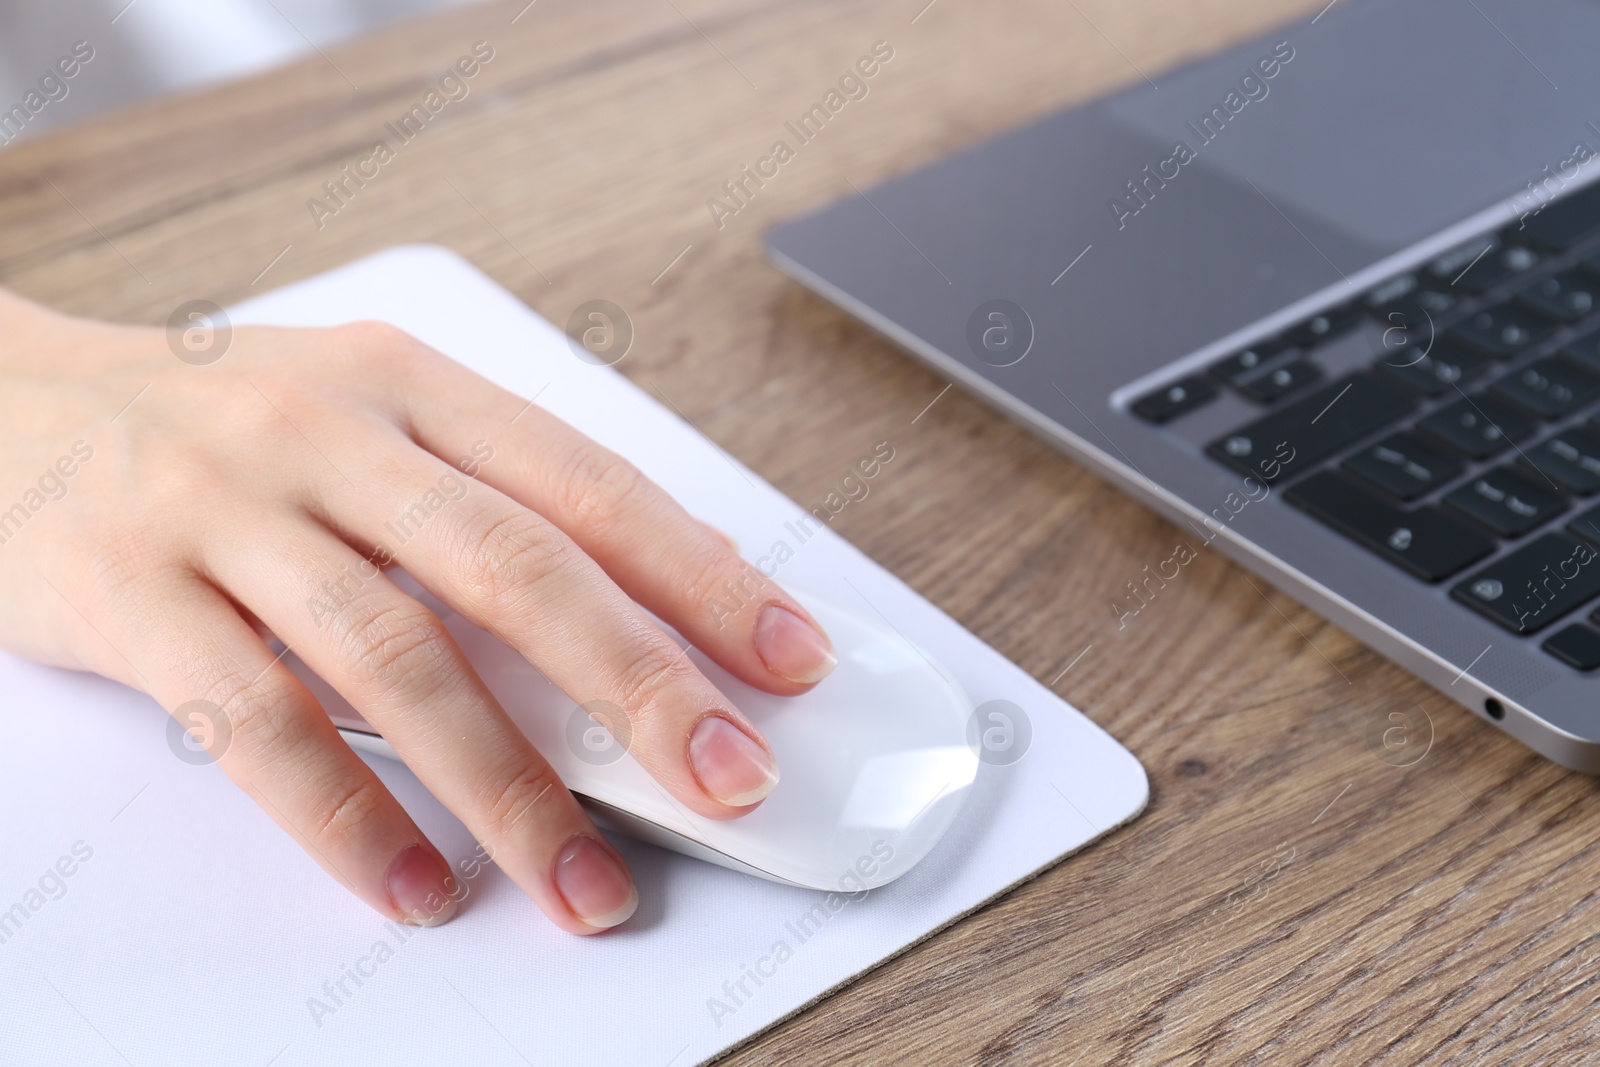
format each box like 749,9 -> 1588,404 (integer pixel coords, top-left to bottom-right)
5,1 -> 1597,1063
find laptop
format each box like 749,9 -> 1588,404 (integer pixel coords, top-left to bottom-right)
766,0 -> 1600,771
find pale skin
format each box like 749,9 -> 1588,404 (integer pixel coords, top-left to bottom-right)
0,288 -> 838,935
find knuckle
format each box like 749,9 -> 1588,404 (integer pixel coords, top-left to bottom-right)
337,319 -> 420,357
479,761 -> 565,841
680,544 -> 755,612
338,602 -> 456,700
207,669 -> 309,765
452,511 -> 573,612
226,378 -> 331,457
328,320 -> 430,377
73,546 -> 162,616
151,445 -> 232,505
307,778 -> 388,852
557,446 -> 652,531
609,640 -> 696,720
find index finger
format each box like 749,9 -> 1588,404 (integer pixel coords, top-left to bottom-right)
399,354 -> 839,694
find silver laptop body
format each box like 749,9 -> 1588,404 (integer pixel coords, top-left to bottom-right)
767,0 -> 1600,770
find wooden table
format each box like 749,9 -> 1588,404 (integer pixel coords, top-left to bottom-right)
5,1 -> 1593,1062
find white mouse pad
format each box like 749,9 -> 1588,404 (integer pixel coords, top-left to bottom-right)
0,247 -> 1147,1067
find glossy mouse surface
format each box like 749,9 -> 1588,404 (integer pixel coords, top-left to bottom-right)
298,583 -> 979,892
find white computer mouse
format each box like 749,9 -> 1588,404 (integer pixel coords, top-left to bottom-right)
290,580 -> 979,893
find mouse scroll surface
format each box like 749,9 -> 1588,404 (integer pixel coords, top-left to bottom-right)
311,585 -> 980,893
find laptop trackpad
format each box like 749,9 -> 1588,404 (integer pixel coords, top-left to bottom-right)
1105,0 -> 1600,253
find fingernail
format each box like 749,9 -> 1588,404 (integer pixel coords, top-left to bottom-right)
387,844 -> 460,927
690,715 -> 780,807
554,836 -> 638,929
755,604 -> 837,684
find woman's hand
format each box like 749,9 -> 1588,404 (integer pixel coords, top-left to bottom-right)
0,288 -> 836,934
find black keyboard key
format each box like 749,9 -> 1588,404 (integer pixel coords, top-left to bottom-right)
1428,236 -> 1496,286
1365,274 -> 1460,327
1417,394 -> 1538,459
1237,359 -> 1323,403
1515,270 -> 1599,323
1560,330 -> 1600,375
1343,432 -> 1463,500
1369,313 -> 1432,371
1285,471 -> 1494,581
1431,236 -> 1541,293
1285,305 -> 1360,349
1364,272 -> 1445,314
1525,428 -> 1600,495
1364,273 -> 1419,311
1488,356 -> 1600,419
1453,534 -> 1600,633
1375,338 -> 1492,396
1447,303 -> 1557,359
1210,340 -> 1295,387
1364,272 -> 1423,315
1565,502 -> 1600,545
1444,468 -> 1566,537
1543,624 -> 1600,669
1520,183 -> 1600,252
1206,374 -> 1415,482
1133,375 -> 1216,423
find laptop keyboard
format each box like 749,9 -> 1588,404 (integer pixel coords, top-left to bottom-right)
1131,179 -> 1600,667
